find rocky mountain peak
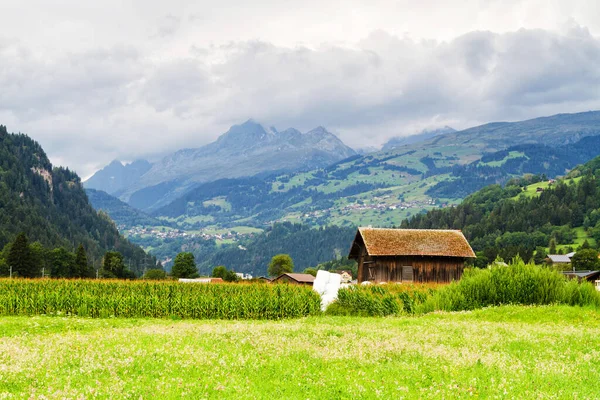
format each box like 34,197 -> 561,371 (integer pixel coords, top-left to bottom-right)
108,160 -> 125,168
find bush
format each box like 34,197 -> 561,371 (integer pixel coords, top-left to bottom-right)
143,269 -> 167,280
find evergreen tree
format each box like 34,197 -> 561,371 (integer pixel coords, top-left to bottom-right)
29,242 -> 48,277
171,252 -> 198,279
580,239 -> 591,250
50,247 -> 75,278
533,247 -> 548,265
7,233 -> 36,278
0,258 -> 7,277
101,251 -> 126,278
74,244 -> 89,278
548,238 -> 557,255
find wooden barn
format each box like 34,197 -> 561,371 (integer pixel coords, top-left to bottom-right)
348,228 -> 476,283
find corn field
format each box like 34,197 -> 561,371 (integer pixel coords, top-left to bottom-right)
0,279 -> 321,319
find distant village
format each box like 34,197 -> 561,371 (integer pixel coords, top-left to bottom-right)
122,226 -> 254,242
296,197 -> 444,220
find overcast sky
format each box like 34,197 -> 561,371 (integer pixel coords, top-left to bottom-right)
2,0 -> 600,178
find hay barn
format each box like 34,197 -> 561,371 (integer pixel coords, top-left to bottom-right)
348,228 -> 476,283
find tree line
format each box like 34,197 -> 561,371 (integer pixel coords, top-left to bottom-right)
0,232 -> 159,279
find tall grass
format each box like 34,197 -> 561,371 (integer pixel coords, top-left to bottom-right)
0,279 -> 321,319
423,259 -> 600,312
326,283 -> 437,316
328,259 -> 600,316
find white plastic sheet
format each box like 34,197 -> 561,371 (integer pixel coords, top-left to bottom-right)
312,270 -> 342,311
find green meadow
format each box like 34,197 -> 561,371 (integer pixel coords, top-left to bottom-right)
1,305 -> 599,399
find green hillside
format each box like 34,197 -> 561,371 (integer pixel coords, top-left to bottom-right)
402,155 -> 600,264
0,125 -> 154,276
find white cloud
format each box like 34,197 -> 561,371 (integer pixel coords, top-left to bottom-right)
1,1 -> 600,177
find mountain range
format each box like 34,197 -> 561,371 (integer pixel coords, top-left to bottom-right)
144,111 -> 600,228
199,154 -> 600,275
85,120 -> 357,211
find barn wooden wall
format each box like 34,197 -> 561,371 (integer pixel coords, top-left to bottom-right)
358,255 -> 465,283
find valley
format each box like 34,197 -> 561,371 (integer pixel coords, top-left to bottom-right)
81,111 -> 600,272
4,6 -> 600,399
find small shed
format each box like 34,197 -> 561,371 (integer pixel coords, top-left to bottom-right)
548,254 -> 571,264
348,228 -> 476,283
562,270 -> 600,282
272,273 -> 316,285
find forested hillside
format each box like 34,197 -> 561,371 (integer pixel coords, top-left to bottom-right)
0,125 -> 154,276
402,155 -> 600,264
134,222 -> 355,276
197,223 -> 356,275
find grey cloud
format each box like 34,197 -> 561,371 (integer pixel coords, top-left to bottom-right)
155,15 -> 181,38
0,45 -> 141,119
3,25 -> 600,178
142,59 -> 214,115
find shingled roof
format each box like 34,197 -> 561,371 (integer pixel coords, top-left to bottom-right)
349,228 -> 476,258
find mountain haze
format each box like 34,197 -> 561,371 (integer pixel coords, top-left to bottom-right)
84,160 -> 151,195
86,120 -> 357,211
422,111 -> 600,151
382,126 -> 456,151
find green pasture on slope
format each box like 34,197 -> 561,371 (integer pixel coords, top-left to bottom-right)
513,176 -> 583,200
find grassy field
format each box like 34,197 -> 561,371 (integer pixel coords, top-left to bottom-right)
1,305 -> 599,399
548,226 -> 597,253
513,176 -> 582,200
